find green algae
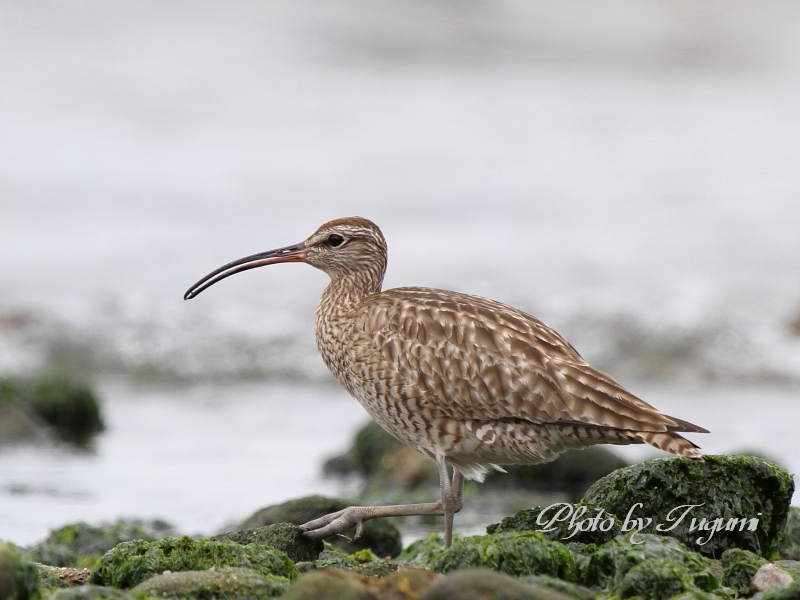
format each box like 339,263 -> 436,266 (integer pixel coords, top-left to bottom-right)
584,455 -> 795,559
421,568 -> 575,600
397,534 -> 447,567
486,502 -> 621,545
210,524 -> 322,563
132,566 -> 289,599
89,537 -> 296,589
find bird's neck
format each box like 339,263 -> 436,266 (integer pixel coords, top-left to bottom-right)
318,270 -> 382,319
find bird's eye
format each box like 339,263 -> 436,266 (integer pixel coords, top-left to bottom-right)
327,234 -> 345,247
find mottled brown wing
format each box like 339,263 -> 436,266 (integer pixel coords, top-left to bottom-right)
352,287 -> 706,434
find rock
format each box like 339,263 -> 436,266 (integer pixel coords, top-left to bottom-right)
210,523 -> 323,563
37,567 -> 89,590
280,569 -> 378,600
237,496 -> 402,558
582,534 -> 719,597
377,569 -> 439,600
751,579 -> 800,600
751,564 -> 794,593
89,537 -> 297,588
45,585 -> 130,600
722,548 -> 768,595
0,542 -> 39,600
419,568 -> 574,600
520,575 -> 595,600
29,520 -> 171,568
486,502 -> 621,545
482,448 -> 629,502
425,532 -> 578,580
779,507 -> 800,560
583,455 -> 795,558
132,566 -> 290,599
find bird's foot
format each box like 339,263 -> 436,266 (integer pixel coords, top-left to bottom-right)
300,506 -> 367,540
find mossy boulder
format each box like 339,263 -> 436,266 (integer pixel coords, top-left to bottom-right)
521,575 -> 595,600
89,537 -> 297,588
584,455 -> 794,559
420,568 -> 575,600
397,534 -> 448,568
487,502 -> 621,545
30,520 -> 169,568
44,586 -> 130,600
132,566 -> 290,599
582,533 -> 720,598
37,566 -> 89,591
0,542 -> 40,600
238,496 -> 402,558
779,507 -> 800,560
721,548 -> 768,596
210,524 -> 323,563
425,531 -> 578,580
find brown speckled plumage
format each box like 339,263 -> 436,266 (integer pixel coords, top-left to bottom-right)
185,215 -> 708,547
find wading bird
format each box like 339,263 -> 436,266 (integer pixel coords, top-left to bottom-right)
184,216 -> 708,548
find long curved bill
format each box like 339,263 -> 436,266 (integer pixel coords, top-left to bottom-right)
184,242 -> 308,300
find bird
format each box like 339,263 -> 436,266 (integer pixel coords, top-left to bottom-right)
184,216 -> 708,548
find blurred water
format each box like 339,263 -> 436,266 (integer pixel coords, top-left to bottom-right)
1,0 -> 800,545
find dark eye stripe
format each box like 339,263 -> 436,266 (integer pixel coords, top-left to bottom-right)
328,234 -> 345,247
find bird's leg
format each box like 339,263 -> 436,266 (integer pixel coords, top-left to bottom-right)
300,457 -> 464,548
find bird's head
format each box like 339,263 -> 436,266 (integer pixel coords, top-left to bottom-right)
184,216 -> 387,300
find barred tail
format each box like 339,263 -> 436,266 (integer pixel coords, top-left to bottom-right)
632,431 -> 704,461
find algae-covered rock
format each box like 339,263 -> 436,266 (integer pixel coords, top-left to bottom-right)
89,537 -> 297,588
721,548 -> 768,596
779,507 -> 800,560
238,496 -> 402,558
30,520 -> 169,568
420,568 -> 574,600
486,503 -> 621,545
0,542 -> 40,600
280,569 -> 378,600
132,566 -> 290,599
45,586 -> 130,600
210,523 -> 323,563
584,455 -> 795,559
582,534 -> 719,596
427,531 -> 577,580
